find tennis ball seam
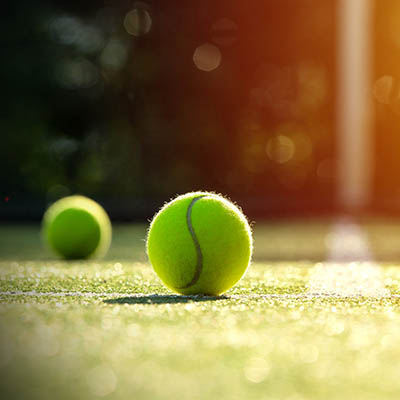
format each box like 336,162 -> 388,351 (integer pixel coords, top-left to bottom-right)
176,195 -> 206,289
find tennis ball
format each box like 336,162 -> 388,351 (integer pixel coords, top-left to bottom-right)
146,192 -> 253,295
42,195 -> 112,259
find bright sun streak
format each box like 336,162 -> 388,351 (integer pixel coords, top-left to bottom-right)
307,220 -> 390,297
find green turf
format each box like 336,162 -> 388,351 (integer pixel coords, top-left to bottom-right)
1,221 -> 400,400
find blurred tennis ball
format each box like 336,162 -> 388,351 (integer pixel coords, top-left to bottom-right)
42,195 -> 112,259
147,192 -> 253,295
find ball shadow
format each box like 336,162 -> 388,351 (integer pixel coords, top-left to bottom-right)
104,294 -> 228,305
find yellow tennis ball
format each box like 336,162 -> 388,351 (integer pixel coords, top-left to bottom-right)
146,192 -> 253,295
42,195 -> 112,259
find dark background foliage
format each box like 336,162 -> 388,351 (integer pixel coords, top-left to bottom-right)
10,0 -> 400,220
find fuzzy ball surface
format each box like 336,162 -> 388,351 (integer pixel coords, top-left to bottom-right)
42,195 -> 112,259
147,192 -> 253,295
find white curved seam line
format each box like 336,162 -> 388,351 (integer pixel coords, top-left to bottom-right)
178,196 -> 205,289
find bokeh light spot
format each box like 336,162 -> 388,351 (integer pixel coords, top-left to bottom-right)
296,62 -> 327,111
243,142 -> 268,173
373,75 -> 394,105
77,26 -> 104,54
193,43 -> 221,72
266,135 -> 295,164
50,137 -> 79,160
124,9 -> 152,36
100,39 -> 128,71
86,366 -> 117,397
298,345 -> 319,364
56,58 -> 99,89
244,357 -> 270,383
49,15 -> 81,45
276,123 -> 313,162
211,17 -> 238,47
49,16 -> 104,54
250,64 -> 295,118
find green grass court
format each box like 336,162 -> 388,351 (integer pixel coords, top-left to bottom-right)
2,221 -> 400,399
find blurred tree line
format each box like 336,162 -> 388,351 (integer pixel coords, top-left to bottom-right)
1,0 -> 337,220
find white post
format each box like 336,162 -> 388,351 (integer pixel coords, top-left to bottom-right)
337,0 -> 374,210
